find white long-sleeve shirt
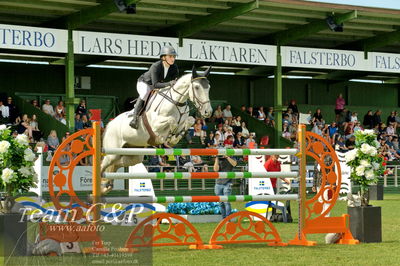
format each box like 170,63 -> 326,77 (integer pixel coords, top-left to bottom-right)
0,105 -> 9,117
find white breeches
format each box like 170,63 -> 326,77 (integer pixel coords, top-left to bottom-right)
137,81 -> 151,100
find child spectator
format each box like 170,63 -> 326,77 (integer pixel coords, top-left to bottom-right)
193,118 -> 206,144
350,112 -> 358,123
76,99 -> 87,118
245,133 -> 257,148
214,132 -> 223,147
205,132 -> 217,148
267,107 -> 275,126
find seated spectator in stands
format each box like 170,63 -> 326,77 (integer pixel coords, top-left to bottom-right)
6,97 -> 19,124
287,108 -> 296,124
312,109 -> 324,124
282,122 -> 291,139
159,155 -> 173,172
363,110 -> 374,129
335,93 -> 345,122
82,114 -> 92,129
378,123 -> 387,136
305,110 -> 313,125
373,110 -> 382,128
241,121 -> 249,138
30,114 -> 42,142
387,111 -> 397,130
193,118 -> 206,144
31,99 -> 40,109
213,105 -> 224,125
0,100 -> 9,124
231,116 -> 242,134
148,155 -> 161,172
233,132 -> 245,148
264,117 -> 273,127
392,136 -> 399,151
223,135 -> 234,148
247,106 -> 256,117
353,122 -> 363,133
245,133 -> 257,148
76,99 -> 87,118
240,105 -> 246,112
350,112 -> 358,123
257,106 -> 266,122
346,135 -> 356,150
289,121 -> 298,140
17,114 -> 34,141
267,107 -> 275,125
55,100 -> 65,121
42,99 -> 55,117
386,123 -> 397,137
288,99 -> 299,117
205,132 -> 217,148
75,114 -> 84,131
282,114 -> 291,126
215,124 -> 225,143
311,122 -> 323,136
223,105 -> 233,124
191,155 -> 208,172
328,122 -> 338,142
322,123 -> 330,143
47,130 -> 60,152
335,136 -> 348,152
224,126 -> 234,140
214,132 -> 224,147
59,114 -> 67,125
395,111 -> 400,125
62,131 -> 71,142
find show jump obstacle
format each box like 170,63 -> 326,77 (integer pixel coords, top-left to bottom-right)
43,122 -> 358,253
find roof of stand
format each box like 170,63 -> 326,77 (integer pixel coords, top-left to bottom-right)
0,0 -> 399,81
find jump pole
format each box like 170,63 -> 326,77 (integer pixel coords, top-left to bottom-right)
93,122 -> 102,222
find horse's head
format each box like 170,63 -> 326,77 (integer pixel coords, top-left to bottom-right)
189,66 -> 213,118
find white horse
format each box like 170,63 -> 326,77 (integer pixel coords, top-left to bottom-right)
100,66 -> 213,193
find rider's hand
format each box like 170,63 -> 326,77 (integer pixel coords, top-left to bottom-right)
169,80 -> 177,87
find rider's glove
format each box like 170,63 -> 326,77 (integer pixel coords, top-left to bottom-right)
169,80 -> 177,87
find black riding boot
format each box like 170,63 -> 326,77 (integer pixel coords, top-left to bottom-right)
129,98 -> 144,129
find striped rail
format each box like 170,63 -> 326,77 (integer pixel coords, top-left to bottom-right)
102,171 -> 298,179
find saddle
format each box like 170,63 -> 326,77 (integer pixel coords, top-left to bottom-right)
138,89 -> 157,116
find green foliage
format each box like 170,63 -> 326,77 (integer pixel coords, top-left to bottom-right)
0,125 -> 37,195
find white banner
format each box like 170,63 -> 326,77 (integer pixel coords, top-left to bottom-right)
248,155 -> 275,195
73,30 -> 276,66
371,52 -> 400,73
41,166 -> 124,192
128,163 -> 155,197
0,23 -> 67,53
282,46 -> 370,71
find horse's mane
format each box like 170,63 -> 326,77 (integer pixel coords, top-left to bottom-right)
159,73 -> 192,93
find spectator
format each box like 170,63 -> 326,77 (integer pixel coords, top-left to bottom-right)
387,111 -> 397,130
213,105 -> 224,125
353,121 -> 363,132
245,133 -> 257,148
267,107 -> 275,126
282,122 -> 291,140
59,114 -> 67,125
75,114 -> 84,131
6,97 -> 19,124
215,125 -> 225,144
30,114 -> 42,141
363,110 -> 374,129
47,130 -> 60,152
312,109 -> 324,124
223,135 -> 234,148
247,106 -> 256,117
18,114 -> 33,141
223,105 -> 233,124
386,124 -> 396,137
223,126 -> 234,140
42,99 -> 55,117
311,123 -> 323,136
193,118 -> 206,144
159,155 -> 172,172
240,105 -> 246,112
214,155 -> 237,219
0,100 -> 9,124
148,155 -> 161,172
205,132 -> 217,148
31,99 -> 40,109
288,99 -> 299,117
214,132 -> 223,147
373,110 -> 382,128
335,136 -> 348,152
55,100 -> 65,121
335,93 -> 345,122
76,99 -> 87,118
286,108 -> 296,124
328,122 -> 338,142
265,117 -> 273,127
350,112 -> 358,123
231,116 -> 242,134
257,106 -> 266,122
346,135 -> 356,150
62,131 -> 71,142
322,123 -> 330,143
241,121 -> 250,138
264,154 -> 289,193
344,122 -> 354,139
191,155 -> 208,172
82,114 -> 92,129
233,132 -> 245,148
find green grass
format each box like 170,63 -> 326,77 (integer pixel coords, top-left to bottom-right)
2,194 -> 400,266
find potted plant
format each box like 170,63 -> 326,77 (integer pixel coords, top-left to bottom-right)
0,125 -> 37,213
345,129 -> 385,243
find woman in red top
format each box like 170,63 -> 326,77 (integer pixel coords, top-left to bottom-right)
223,135 -> 234,148
264,155 -> 289,191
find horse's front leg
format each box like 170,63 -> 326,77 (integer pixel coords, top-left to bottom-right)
168,116 -> 195,145
152,115 -> 178,144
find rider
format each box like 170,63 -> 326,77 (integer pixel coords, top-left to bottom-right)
128,45 -> 179,128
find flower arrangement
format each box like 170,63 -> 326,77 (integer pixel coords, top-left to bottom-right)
345,129 -> 385,206
0,125 -> 37,212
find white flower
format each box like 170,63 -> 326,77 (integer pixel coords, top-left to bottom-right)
368,146 -> 377,156
363,129 -> 375,136
360,159 -> 371,168
0,140 -> 10,153
373,140 -> 380,148
18,166 -> 31,177
24,148 -> 35,161
15,134 -> 29,146
345,149 -> 358,162
365,169 -> 375,180
372,162 -> 380,170
1,168 -> 14,184
0,124 -> 7,131
356,165 -> 365,176
360,143 -> 371,155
